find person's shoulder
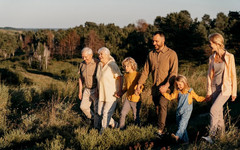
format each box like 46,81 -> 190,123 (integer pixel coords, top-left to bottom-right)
189,88 -> 194,92
225,51 -> 234,57
79,61 -> 85,67
149,49 -> 156,54
90,58 -> 99,65
209,54 -> 215,60
108,60 -> 118,68
166,46 -> 177,54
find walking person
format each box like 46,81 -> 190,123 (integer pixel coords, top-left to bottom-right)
135,31 -> 178,137
160,75 -> 205,144
119,57 -> 143,130
202,33 -> 237,143
78,47 -> 99,129
96,47 -> 122,132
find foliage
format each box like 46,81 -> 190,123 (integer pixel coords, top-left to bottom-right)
0,10 -> 240,150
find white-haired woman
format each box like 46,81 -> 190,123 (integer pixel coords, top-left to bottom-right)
96,47 -> 122,131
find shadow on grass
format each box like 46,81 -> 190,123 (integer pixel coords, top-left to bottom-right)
2,125 -> 78,150
26,69 -> 65,81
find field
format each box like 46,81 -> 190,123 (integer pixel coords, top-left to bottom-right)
0,56 -> 239,150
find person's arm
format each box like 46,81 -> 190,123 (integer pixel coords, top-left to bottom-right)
191,90 -> 205,102
78,78 -> 83,100
230,55 -> 237,101
114,76 -> 123,98
160,88 -> 178,101
110,61 -> 123,98
206,56 -> 213,101
136,55 -> 150,94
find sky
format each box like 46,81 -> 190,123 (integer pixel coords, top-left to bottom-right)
0,0 -> 239,29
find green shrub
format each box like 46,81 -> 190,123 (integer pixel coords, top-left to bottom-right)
36,134 -> 65,150
0,129 -> 32,149
0,84 -> 9,133
75,125 -> 156,150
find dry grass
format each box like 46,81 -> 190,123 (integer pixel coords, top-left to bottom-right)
0,58 -> 239,149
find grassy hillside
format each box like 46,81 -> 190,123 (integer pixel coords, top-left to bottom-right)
0,57 -> 239,149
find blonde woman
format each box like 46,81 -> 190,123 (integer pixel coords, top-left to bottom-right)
160,75 -> 205,144
202,33 -> 237,143
96,47 -> 122,132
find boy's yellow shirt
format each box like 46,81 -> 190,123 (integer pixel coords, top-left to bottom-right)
123,71 -> 142,102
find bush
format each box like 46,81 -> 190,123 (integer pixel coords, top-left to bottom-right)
36,134 -> 65,150
0,84 -> 9,133
0,129 -> 33,149
75,125 -> 156,150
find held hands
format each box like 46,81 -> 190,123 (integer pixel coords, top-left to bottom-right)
159,86 -> 166,94
114,90 -> 123,98
135,84 -> 142,95
159,83 -> 169,94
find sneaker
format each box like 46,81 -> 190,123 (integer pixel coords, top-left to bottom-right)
99,128 -> 104,135
114,121 -> 119,128
202,136 -> 213,144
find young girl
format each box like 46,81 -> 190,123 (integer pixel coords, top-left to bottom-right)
119,57 -> 143,130
160,75 -> 205,143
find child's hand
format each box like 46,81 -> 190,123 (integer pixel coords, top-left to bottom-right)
134,92 -> 140,96
135,84 -> 142,95
159,86 -> 167,94
114,90 -> 122,98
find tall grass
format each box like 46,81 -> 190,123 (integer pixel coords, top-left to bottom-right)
0,59 -> 239,149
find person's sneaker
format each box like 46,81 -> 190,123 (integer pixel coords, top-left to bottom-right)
155,131 -> 164,139
202,136 -> 213,144
114,121 -> 119,128
99,128 -> 104,135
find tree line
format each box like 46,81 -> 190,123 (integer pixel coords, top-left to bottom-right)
0,10 -> 240,67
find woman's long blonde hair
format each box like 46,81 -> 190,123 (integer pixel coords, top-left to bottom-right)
208,33 -> 225,49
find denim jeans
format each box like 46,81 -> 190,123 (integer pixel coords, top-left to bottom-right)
98,100 -> 117,129
175,108 -> 192,143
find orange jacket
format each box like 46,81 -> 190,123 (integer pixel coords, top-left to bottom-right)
207,51 -> 237,97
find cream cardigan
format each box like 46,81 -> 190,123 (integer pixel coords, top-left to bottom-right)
207,51 -> 237,97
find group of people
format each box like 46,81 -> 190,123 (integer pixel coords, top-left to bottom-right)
78,31 -> 237,144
